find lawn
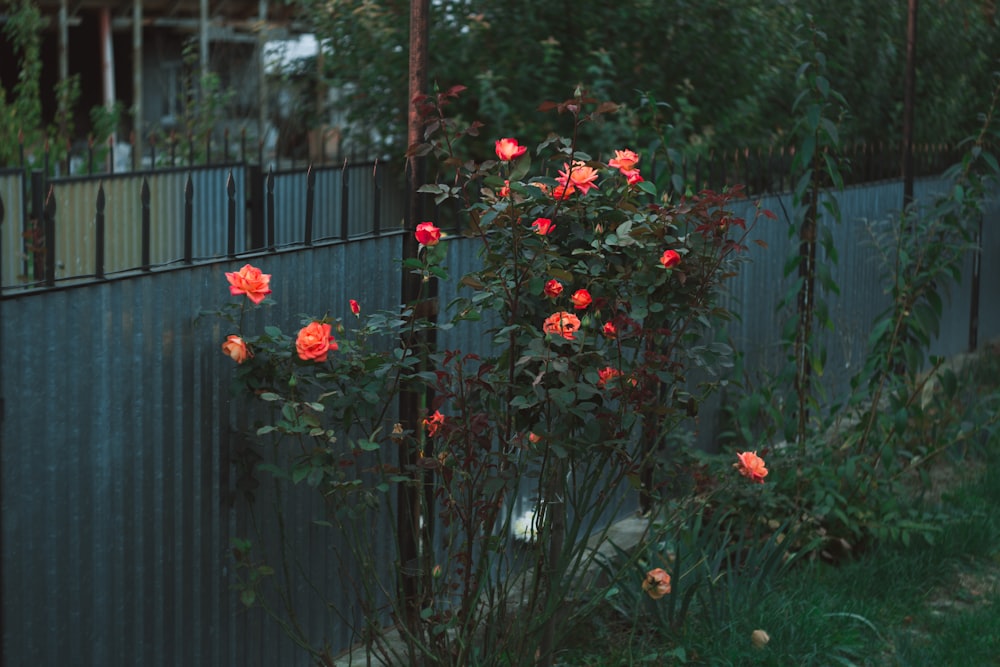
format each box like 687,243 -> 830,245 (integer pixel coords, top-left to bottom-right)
557,348 -> 1000,667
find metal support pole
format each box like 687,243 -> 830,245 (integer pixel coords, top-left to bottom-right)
398,0 -> 430,642
133,0 -> 143,167
902,0 -> 918,207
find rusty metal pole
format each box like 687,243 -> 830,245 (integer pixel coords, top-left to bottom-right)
398,0 -> 430,641
902,0 -> 917,207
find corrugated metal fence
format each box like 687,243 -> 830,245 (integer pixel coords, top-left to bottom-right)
1,172 -> 998,666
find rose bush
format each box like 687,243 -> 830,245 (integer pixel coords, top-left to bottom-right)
214,90 -> 772,667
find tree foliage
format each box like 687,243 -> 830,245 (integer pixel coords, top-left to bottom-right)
287,0 -> 999,160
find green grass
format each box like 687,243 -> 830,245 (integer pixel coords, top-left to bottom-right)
558,455 -> 1000,666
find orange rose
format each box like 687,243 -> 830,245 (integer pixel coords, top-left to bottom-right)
423,410 -> 445,437
495,137 -> 527,161
557,160 -> 599,195
296,321 -> 338,362
225,264 -> 271,304
623,168 -> 644,185
349,299 -> 361,316
660,249 -> 681,269
570,289 -> 592,310
415,221 -> 442,246
221,335 -> 251,364
602,321 -> 617,339
734,451 -> 768,483
552,183 -> 576,200
543,279 -> 563,298
597,366 -> 623,389
642,568 -> 671,600
542,311 -> 581,341
608,149 -> 640,172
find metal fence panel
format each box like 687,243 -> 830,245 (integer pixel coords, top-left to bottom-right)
0,235 -> 407,667
714,177 -> 1000,448
0,169 -> 26,288
2,175 -> 998,667
977,191 -> 1000,344
269,162 -> 406,246
189,166 -> 248,260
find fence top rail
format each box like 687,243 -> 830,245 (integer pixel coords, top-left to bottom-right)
43,161 -> 248,185
267,158 -> 392,177
0,229 -> 408,301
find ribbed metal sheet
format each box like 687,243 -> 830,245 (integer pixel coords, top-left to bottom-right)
0,235 -> 406,666
721,176 -> 1000,413
0,169 -> 26,288
2,177 -> 998,667
44,166 -> 248,281
268,162 -> 406,246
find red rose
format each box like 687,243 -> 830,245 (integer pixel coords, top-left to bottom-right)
531,217 -> 555,235
570,289 -> 592,310
415,221 -> 442,246
495,138 -> 527,161
660,249 -> 681,269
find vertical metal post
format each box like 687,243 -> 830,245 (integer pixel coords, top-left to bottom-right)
339,160 -> 349,240
100,7 -> 117,172
133,0 -> 143,167
43,187 -> 56,287
183,174 -> 193,264
258,0 -> 269,154
902,0 -> 918,207
304,166 -> 314,245
140,178 -> 151,270
266,167 -> 275,251
30,170 -> 45,282
96,182 -> 106,278
969,215 -> 982,351
248,163 -> 264,249
398,0 -> 430,640
372,160 -> 381,236
226,171 -> 237,257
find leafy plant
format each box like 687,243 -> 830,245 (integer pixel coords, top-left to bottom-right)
209,89 -> 769,666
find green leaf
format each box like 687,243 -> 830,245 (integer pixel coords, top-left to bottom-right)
292,466 -> 310,484
357,439 -> 380,451
240,589 -> 256,607
637,180 -> 657,197
822,151 -> 844,191
815,74 -> 830,98
508,154 -> 532,181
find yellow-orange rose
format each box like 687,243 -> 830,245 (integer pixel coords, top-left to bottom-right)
221,335 -> 251,364
296,321 -> 338,362
542,311 -> 581,341
557,160 -> 599,195
734,451 -> 768,483
225,264 -> 272,304
642,568 -> 671,600
608,149 -> 640,172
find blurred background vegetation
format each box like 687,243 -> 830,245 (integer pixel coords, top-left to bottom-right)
277,0 -> 999,160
